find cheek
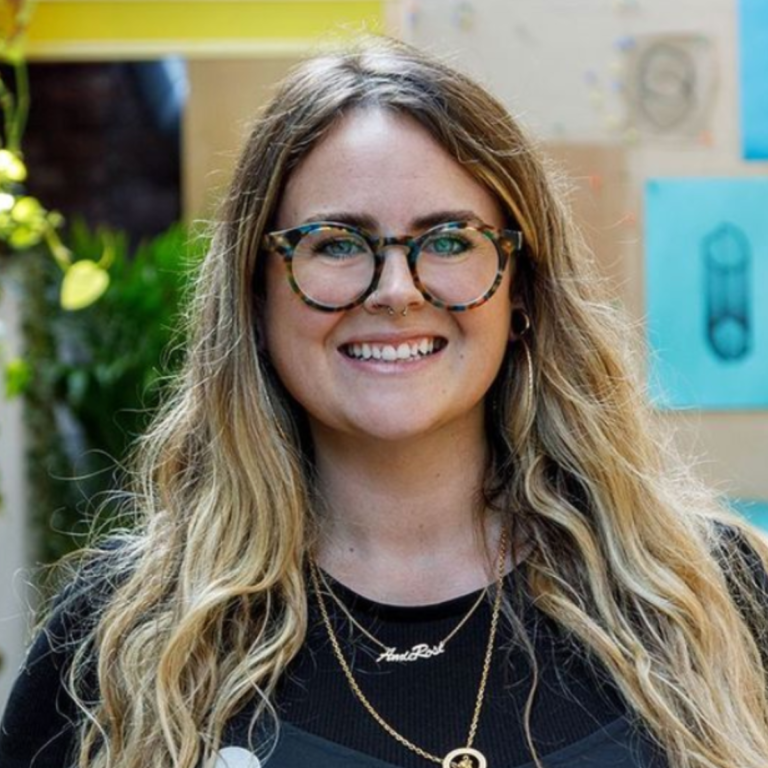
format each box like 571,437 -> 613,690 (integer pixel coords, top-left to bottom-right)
263,265 -> 302,373
263,269 -> 338,395
263,260 -> 304,348
467,299 -> 513,379
475,289 -> 513,350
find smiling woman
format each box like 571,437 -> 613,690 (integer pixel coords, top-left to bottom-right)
262,109 -> 514,446
2,36 -> 768,768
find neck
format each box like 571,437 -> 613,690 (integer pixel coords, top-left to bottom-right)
310,420 -> 508,605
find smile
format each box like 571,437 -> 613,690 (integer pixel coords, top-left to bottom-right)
341,337 -> 447,362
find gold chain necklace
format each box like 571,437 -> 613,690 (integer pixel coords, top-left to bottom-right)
309,530 -> 508,768
314,564 -> 488,663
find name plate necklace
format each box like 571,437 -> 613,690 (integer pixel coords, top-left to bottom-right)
313,564 -> 488,663
310,529 -> 508,768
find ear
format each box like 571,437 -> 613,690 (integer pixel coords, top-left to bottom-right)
509,305 -> 531,342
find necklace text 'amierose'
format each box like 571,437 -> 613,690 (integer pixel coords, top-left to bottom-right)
314,564 -> 488,664
377,642 -> 445,663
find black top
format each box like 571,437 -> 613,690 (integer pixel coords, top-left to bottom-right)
0,558 -> 673,768
238,565 -> 668,767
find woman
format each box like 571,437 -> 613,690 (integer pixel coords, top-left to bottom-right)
2,37 -> 768,768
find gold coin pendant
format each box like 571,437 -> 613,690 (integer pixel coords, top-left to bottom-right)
442,746 -> 488,768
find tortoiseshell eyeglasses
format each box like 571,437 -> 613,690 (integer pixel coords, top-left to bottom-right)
262,220 -> 524,313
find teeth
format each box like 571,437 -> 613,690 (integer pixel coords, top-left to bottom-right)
344,338 -> 441,361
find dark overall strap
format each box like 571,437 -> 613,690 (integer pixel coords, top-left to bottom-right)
224,717 -> 668,768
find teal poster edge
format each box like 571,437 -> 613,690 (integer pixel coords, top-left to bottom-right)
730,498 -> 768,534
738,0 -> 768,160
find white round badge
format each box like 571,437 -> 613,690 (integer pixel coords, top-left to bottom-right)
214,746 -> 263,768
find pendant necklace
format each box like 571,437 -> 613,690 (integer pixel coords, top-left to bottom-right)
313,564 -> 488,663
309,529 -> 508,768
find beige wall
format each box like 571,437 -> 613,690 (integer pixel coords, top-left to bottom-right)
183,57 -> 300,220
0,272 -> 31,708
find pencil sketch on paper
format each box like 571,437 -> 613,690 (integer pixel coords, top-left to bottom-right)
626,35 -> 716,139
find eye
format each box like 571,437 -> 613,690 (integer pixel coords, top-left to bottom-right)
312,235 -> 367,259
423,232 -> 475,257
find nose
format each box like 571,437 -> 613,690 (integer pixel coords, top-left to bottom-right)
364,244 -> 425,315
365,245 -> 426,313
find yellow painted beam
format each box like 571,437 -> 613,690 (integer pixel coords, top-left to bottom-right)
24,1 -> 386,59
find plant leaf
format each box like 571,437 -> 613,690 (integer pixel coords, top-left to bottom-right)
4,357 -> 31,398
0,149 -> 27,182
60,260 -> 110,310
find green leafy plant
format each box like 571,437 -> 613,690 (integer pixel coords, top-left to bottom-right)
21,220 -> 205,566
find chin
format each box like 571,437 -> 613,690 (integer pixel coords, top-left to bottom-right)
306,407 -> 442,444
343,408 -> 478,444
357,422 -> 442,443
307,399 -> 485,445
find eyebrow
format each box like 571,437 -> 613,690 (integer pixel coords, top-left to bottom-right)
300,209 -> 484,232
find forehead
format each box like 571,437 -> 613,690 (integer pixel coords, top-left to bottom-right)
275,108 -> 504,232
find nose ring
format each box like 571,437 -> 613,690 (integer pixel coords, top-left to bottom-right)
387,306 -> 409,317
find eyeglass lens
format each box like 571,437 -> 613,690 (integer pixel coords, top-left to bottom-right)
290,225 -> 500,308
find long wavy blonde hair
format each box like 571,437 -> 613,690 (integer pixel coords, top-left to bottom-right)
59,36 -> 768,768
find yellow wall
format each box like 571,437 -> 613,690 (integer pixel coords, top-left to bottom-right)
25,0 -> 386,59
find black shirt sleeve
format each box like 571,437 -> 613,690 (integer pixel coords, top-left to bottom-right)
1,540 -> 134,768
0,553 -> 117,768
0,597 -> 84,768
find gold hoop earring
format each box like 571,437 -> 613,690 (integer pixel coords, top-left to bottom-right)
509,309 -> 534,409
521,337 -> 534,409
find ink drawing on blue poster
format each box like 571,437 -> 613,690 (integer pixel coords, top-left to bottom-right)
738,0 -> 768,160
645,178 -> 768,409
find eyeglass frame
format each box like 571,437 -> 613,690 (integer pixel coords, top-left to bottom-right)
261,219 -> 524,313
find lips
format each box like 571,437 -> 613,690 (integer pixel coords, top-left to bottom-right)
341,336 -> 447,362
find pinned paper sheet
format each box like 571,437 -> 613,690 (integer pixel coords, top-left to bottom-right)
645,179 -> 768,409
738,0 -> 768,160
624,35 -> 716,140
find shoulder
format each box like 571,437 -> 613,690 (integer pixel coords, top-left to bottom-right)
0,539 -> 134,768
708,519 -> 768,588
0,585 -> 95,768
706,519 -> 768,650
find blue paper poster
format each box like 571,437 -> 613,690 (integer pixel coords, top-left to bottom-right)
645,178 -> 768,409
738,0 -> 768,160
